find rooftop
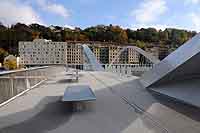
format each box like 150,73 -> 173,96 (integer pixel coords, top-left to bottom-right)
0,66 -> 200,133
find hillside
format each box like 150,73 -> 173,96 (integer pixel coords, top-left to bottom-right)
0,23 -> 197,55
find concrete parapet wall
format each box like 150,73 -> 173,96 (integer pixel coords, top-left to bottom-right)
0,66 -> 57,106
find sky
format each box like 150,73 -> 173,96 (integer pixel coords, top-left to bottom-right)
0,0 -> 200,31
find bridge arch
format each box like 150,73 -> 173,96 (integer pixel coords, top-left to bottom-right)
108,46 -> 160,68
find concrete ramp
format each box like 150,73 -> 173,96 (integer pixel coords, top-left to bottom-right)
149,78 -> 200,107
82,44 -> 104,71
109,46 -> 160,68
128,46 -> 160,64
140,33 -> 200,107
140,33 -> 200,88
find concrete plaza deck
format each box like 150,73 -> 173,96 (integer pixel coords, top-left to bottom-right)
0,67 -> 200,133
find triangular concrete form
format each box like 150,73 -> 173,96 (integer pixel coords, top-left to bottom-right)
140,33 -> 200,107
82,44 -> 104,71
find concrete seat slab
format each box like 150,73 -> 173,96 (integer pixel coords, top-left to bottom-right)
62,85 -> 96,102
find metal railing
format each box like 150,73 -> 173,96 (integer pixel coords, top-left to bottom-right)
0,66 -> 56,106
65,63 -> 154,76
104,64 -> 154,76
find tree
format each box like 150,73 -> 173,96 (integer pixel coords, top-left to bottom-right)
0,48 -> 8,63
159,30 -> 169,41
78,34 -> 89,41
143,28 -> 158,42
0,22 -> 197,58
126,29 -> 137,41
136,40 -> 145,49
109,25 -> 128,43
4,59 -> 17,70
32,31 -> 40,40
3,55 -> 17,70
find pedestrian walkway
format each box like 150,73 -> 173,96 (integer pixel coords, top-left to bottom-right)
0,67 -> 200,133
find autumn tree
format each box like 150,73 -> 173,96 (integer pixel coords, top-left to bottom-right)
0,48 -> 8,63
0,22 -> 197,59
3,55 -> 17,70
32,31 -> 40,40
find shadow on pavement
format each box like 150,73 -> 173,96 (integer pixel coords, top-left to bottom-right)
0,96 -> 73,133
150,91 -> 200,121
56,79 -> 78,84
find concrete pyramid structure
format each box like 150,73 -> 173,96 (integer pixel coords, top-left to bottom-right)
82,44 -> 104,71
140,33 -> 200,107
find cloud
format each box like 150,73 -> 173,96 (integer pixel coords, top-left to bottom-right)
64,25 -> 75,30
106,15 -> 117,20
131,0 -> 167,24
130,24 -> 187,31
0,0 -> 43,25
188,12 -> 200,31
36,0 -> 70,18
130,14 -> 200,32
184,0 -> 200,5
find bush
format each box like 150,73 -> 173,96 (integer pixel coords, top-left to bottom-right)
3,55 -> 17,70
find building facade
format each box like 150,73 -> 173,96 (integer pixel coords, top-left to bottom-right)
19,39 -> 149,66
19,39 -> 83,65
145,46 -> 159,60
128,47 -> 140,64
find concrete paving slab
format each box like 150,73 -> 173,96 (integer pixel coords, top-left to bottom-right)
0,67 -> 200,133
92,72 -> 200,133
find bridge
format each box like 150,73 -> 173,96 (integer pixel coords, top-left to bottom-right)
0,35 -> 200,132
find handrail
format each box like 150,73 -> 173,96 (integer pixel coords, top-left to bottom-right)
0,66 -> 49,76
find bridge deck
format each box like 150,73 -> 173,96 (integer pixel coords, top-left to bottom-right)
0,67 -> 200,133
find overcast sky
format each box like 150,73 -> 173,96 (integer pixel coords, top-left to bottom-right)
0,0 -> 200,31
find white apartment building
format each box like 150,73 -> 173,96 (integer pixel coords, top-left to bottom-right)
89,44 -> 139,64
19,39 -> 141,66
19,39 -> 83,65
108,46 -> 139,64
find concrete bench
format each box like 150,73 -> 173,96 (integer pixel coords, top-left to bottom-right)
62,85 -> 96,111
65,69 -> 79,82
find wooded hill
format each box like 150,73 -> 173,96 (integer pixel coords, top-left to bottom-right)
0,22 -> 197,55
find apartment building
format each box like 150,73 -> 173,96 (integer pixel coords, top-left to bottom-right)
89,44 -> 139,64
19,39 -> 83,65
19,40 -> 142,66
128,47 -> 140,64
88,45 -> 100,62
145,46 -> 159,60
109,46 -> 122,64
65,43 -> 83,64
